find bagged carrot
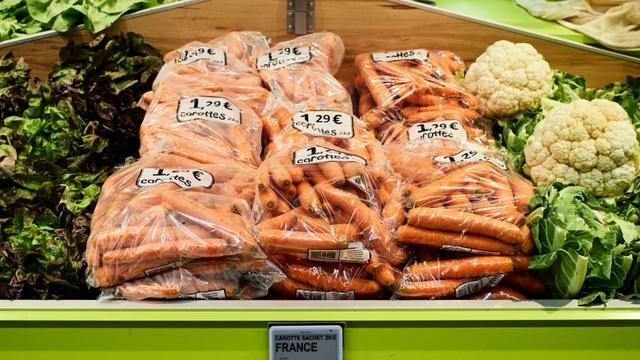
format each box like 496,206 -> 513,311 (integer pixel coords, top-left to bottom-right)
101,257 -> 284,301
154,31 -> 270,89
139,71 -> 267,166
254,142 -> 406,294
354,48 -> 485,146
86,152 -> 262,288
383,139 -> 535,299
257,32 -> 352,110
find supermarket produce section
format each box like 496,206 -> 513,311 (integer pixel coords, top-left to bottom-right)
1,0 -> 640,358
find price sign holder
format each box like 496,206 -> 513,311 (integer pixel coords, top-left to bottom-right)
269,323 -> 344,360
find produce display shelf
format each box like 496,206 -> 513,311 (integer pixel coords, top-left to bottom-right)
2,300 -> 640,358
393,0 -> 640,63
0,0 -> 205,49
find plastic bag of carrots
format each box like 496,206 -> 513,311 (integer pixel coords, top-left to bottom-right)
139,31 -> 270,110
256,32 -> 351,109
101,257 -> 284,301
154,31 -> 269,88
381,140 -> 540,299
254,142 -> 406,298
86,152 -> 264,289
139,71 -> 268,166
354,49 -> 485,145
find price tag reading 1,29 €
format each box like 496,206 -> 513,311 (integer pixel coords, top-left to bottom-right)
433,149 -> 507,170
408,120 -> 468,143
177,96 -> 241,125
256,46 -> 311,70
292,110 -> 355,138
269,324 -> 343,360
175,46 -> 226,65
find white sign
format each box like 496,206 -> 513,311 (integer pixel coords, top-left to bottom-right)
136,168 -> 214,189
307,242 -> 371,263
178,289 -> 226,300
371,49 -> 428,62
408,120 -> 468,143
292,146 -> 367,166
295,290 -> 355,300
455,274 -> 506,298
257,46 -> 311,70
292,110 -> 354,138
433,149 -> 507,170
175,46 -> 226,65
177,96 -> 241,125
269,324 -> 343,360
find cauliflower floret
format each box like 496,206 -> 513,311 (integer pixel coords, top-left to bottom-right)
524,99 -> 639,196
464,40 -> 553,118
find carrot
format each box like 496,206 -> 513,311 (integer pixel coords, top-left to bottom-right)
271,278 -> 317,298
329,224 -> 361,241
258,230 -> 348,252
511,176 -> 534,213
367,251 -> 401,288
274,197 -> 292,215
257,210 -> 298,231
281,182 -> 298,199
511,255 -> 530,271
285,262 -> 383,298
466,285 -> 527,300
117,283 -> 181,300
296,181 -> 322,214
395,279 -> 466,299
318,162 -> 345,185
358,90 -> 375,116
316,184 -> 408,265
382,194 -> 406,227
446,192 -> 472,211
396,226 -> 516,254
404,256 -> 516,281
260,185 -> 279,210
284,163 -> 305,184
269,161 -> 292,189
501,272 -> 545,296
304,165 -> 329,185
407,207 -> 526,244
519,226 -> 534,254
101,237 -> 230,265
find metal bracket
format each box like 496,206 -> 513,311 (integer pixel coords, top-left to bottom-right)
287,0 -> 315,35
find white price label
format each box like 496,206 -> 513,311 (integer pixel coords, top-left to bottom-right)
269,324 -> 343,360
454,274 -> 506,298
371,49 -> 428,62
175,46 -> 226,65
177,96 -> 241,125
257,46 -> 311,70
433,149 -> 507,170
408,120 -> 468,142
295,290 -> 355,300
292,110 -> 354,138
440,245 -> 501,256
292,146 -> 367,166
136,168 -> 214,189
308,242 -> 371,263
178,289 -> 226,300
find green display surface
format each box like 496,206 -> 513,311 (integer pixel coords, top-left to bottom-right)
1,300 -> 640,358
397,0 -> 640,62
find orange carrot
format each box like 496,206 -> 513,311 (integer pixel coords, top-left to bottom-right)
269,161 -> 292,189
318,162 -> 345,185
404,256 -> 516,281
296,181 -> 322,214
466,285 -> 527,300
501,272 -> 545,296
511,176 -> 534,213
258,230 -> 348,252
395,279 -> 466,299
101,237 -> 229,265
396,226 -> 516,254
407,207 -> 526,244
257,210 -> 298,231
285,262 -> 383,298
271,278 -> 317,298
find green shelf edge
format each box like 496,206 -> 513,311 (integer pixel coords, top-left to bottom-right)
3,300 -> 640,323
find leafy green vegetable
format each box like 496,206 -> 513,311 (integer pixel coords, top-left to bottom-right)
527,184 -> 640,304
0,0 -> 177,42
0,32 -> 161,299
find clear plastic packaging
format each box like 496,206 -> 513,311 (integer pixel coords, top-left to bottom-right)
354,49 -> 483,145
103,257 -> 284,300
254,142 -> 406,295
257,33 -> 351,110
139,71 -> 267,166
86,152 -> 260,288
155,31 -> 269,88
385,140 -> 536,299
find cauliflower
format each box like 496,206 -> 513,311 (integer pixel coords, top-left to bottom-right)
524,99 -> 639,196
464,40 -> 553,118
